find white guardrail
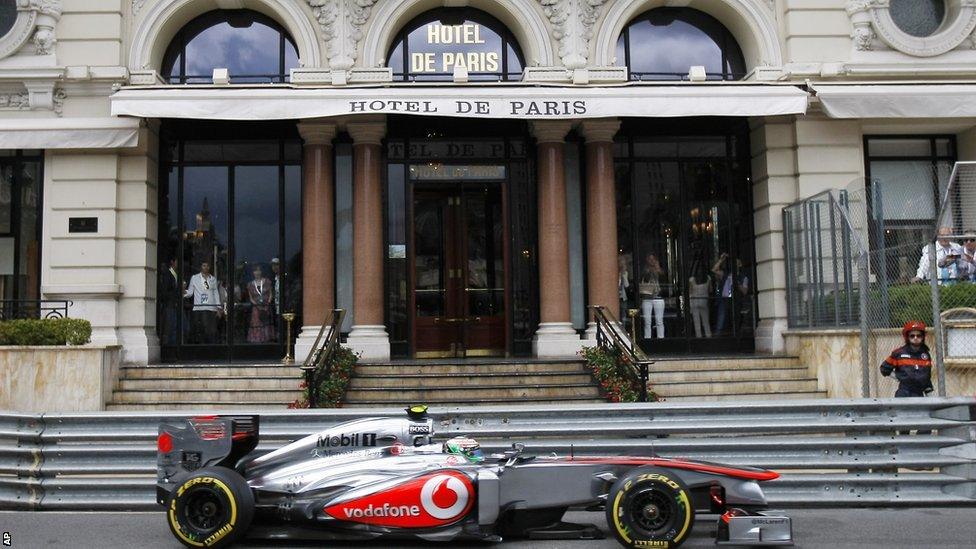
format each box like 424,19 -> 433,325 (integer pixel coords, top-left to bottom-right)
1,398 -> 975,511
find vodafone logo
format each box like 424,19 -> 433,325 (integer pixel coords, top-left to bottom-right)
420,474 -> 469,520
323,470 -> 474,528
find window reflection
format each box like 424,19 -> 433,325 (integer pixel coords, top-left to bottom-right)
617,8 -> 745,81
162,10 -> 299,84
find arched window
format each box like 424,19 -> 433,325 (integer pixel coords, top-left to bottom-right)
162,10 -> 298,84
0,1 -> 16,38
387,8 -> 524,82
616,8 -> 745,81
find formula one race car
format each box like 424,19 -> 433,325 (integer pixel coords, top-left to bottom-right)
156,406 -> 793,548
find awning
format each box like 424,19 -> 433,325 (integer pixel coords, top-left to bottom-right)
813,84 -> 976,119
0,117 -> 141,149
110,84 -> 809,120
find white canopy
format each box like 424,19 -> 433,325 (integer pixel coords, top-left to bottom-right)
0,117 -> 141,149
813,84 -> 976,119
111,84 -> 809,120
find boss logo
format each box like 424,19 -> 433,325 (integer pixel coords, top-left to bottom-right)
409,424 -> 431,435
316,433 -> 378,448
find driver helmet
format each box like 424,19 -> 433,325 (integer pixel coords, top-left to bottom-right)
443,436 -> 484,464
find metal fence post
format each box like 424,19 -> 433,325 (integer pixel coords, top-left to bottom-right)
858,252 -> 871,397
928,241 -> 947,396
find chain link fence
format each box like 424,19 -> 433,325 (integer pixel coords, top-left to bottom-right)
784,162 -> 976,397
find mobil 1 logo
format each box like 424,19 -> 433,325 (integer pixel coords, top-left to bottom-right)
317,432 -> 378,448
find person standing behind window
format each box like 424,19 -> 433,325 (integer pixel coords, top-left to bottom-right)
159,257 -> 180,345
184,261 -> 222,343
247,265 -> 275,343
639,253 -> 667,339
688,270 -> 711,338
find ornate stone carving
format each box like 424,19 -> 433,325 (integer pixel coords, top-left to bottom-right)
53,87 -> 65,115
0,0 -> 62,59
132,0 -> 147,16
307,0 -> 377,70
0,92 -> 31,110
539,0 -> 608,69
846,0 -> 976,56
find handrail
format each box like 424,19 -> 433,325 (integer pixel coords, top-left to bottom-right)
591,305 -> 653,402
300,308 -> 346,408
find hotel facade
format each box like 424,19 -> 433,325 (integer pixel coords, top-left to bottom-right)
1,0 -> 974,365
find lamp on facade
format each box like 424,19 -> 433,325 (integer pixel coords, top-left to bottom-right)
688,65 -> 707,82
212,68 -> 230,85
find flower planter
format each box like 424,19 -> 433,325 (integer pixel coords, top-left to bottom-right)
0,345 -> 121,412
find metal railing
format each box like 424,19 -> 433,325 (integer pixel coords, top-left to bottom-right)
592,305 -> 654,402
1,398 -> 974,510
0,300 -> 72,321
300,309 -> 345,408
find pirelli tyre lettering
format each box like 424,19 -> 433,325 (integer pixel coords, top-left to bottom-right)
166,467 -> 255,548
607,468 -> 695,549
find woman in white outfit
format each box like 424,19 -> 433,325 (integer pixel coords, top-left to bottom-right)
639,254 -> 666,339
688,271 -> 711,338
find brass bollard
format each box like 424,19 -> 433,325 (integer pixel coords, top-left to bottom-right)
282,312 -> 296,363
628,308 -> 639,344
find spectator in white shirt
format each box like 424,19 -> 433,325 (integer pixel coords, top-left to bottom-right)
956,230 -> 976,282
913,227 -> 965,284
184,261 -> 223,343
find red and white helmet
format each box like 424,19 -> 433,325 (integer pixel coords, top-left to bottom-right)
902,320 -> 926,343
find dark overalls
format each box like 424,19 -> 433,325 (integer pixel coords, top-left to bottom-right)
880,344 -> 933,397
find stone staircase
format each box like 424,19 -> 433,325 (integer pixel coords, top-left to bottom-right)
648,355 -> 826,402
344,359 -> 604,407
107,363 -> 303,410
107,355 -> 824,410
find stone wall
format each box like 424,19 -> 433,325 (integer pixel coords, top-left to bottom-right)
0,346 -> 121,412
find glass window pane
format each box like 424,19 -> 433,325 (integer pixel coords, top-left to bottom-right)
388,8 -> 524,82
936,138 -> 954,157
233,166 -> 280,345
624,9 -> 745,80
182,166 -> 228,345
0,164 -> 11,233
18,160 -> 40,300
163,10 -> 298,83
679,138 -> 726,158
634,140 -> 678,157
0,237 -> 13,300
282,165 -> 301,317
634,161 -> 682,339
867,138 -> 932,157
890,0 -> 945,38
159,167 -> 180,346
869,160 -> 938,220
183,141 -> 279,163
0,0 -> 16,38
414,195 -> 445,317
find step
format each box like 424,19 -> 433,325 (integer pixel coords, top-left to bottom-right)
659,390 -> 828,402
652,378 -> 820,397
646,356 -> 800,372
122,365 -> 302,378
353,362 -> 587,376
342,396 -> 607,406
349,372 -> 593,389
106,402 -> 295,411
343,384 -> 601,401
648,366 -> 810,384
111,389 -> 302,404
119,377 -> 304,391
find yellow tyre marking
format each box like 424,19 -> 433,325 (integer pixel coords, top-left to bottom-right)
613,473 -> 692,548
168,476 -> 239,548
611,489 -> 632,544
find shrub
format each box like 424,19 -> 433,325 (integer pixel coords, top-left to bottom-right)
289,346 -> 359,408
0,318 -> 92,346
815,283 -> 976,327
580,346 -> 657,403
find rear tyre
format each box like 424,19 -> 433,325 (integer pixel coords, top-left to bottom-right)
605,466 -> 695,549
166,466 -> 255,548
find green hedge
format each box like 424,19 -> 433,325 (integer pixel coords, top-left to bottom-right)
816,283 -> 976,327
0,318 -> 92,346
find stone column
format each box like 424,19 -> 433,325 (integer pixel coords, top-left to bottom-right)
294,121 -> 338,362
345,116 -> 390,360
580,118 -> 621,342
531,121 -> 583,357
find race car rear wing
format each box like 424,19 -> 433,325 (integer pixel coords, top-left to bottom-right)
156,415 -> 259,504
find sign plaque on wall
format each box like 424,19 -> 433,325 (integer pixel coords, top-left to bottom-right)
68,217 -> 98,233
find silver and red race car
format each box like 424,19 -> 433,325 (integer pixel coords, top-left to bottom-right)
156,406 -> 793,548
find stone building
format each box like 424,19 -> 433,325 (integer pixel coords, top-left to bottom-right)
1,0 -> 973,365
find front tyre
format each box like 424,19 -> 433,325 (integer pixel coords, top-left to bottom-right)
166,467 -> 255,548
605,467 -> 695,549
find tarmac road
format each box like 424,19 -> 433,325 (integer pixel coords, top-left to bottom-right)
1,508 -> 974,549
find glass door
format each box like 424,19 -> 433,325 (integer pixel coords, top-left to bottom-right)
412,182 -> 506,357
